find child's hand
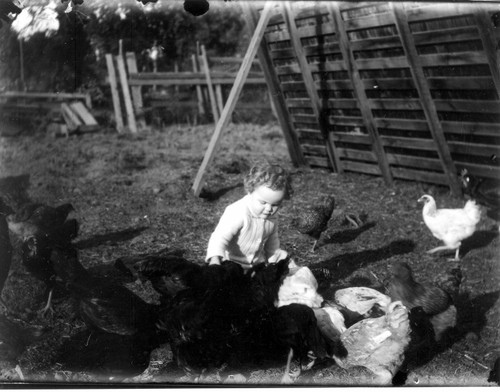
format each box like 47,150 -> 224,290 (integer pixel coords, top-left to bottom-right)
208,256 -> 222,266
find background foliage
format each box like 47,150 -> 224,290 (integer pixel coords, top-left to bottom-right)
0,0 -> 249,95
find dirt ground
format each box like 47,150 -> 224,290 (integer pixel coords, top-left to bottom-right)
0,120 -> 498,386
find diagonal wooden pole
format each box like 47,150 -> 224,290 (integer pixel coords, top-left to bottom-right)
191,1 -> 275,197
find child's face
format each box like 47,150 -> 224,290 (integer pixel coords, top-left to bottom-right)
248,185 -> 285,219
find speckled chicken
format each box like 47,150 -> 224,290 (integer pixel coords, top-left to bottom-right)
329,300 -> 411,385
7,202 -> 79,245
418,194 -> 481,261
0,197 -> 13,303
386,261 -> 457,342
291,195 -> 335,252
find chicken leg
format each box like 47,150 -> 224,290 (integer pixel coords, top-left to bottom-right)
39,287 -> 54,317
281,348 -> 301,384
427,244 -> 461,261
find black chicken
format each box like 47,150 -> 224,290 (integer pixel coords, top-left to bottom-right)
40,241 -> 165,376
155,260 -> 252,378
21,236 -> 58,316
113,247 -> 185,282
7,202 -> 79,245
392,306 -> 437,386
291,195 -> 335,252
489,357 -> 500,385
386,261 -> 457,343
66,278 -> 160,338
0,197 -> 13,303
272,303 -> 347,384
153,258 -> 292,379
116,253 -> 203,300
0,314 -> 46,363
460,168 -> 500,221
62,264 -> 164,373
20,233 -> 87,316
0,174 -> 31,212
236,258 -> 292,365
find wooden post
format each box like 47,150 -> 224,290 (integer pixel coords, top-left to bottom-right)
174,61 -> 180,94
200,44 -> 220,123
192,1 -> 275,196
84,93 -> 92,110
215,84 -> 225,118
116,54 -> 138,133
327,2 -> 393,182
196,41 -> 210,111
125,52 -> 143,111
19,39 -> 26,91
105,54 -> 124,133
391,2 -> 461,196
283,1 -> 340,173
192,54 -> 206,117
241,2 -> 307,167
473,7 -> 500,100
126,52 -> 146,130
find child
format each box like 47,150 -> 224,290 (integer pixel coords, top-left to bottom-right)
206,161 -> 293,270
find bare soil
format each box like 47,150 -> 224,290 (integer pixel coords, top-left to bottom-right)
0,121 -> 498,386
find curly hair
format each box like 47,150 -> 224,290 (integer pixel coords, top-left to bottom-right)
244,161 -> 293,199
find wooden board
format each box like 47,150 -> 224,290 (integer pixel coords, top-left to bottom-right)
105,53 -> 124,133
69,102 -> 98,126
61,103 -> 82,132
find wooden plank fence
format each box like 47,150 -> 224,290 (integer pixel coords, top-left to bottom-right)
105,45 -> 270,131
252,1 -> 500,194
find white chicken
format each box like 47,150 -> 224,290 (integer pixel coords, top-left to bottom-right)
276,266 -> 324,308
334,287 -> 392,317
317,299 -> 411,385
279,281 -> 410,385
418,194 -> 481,261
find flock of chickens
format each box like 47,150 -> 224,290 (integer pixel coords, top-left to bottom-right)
0,168 -> 498,385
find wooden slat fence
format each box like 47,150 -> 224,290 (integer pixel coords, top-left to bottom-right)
255,1 -> 500,193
